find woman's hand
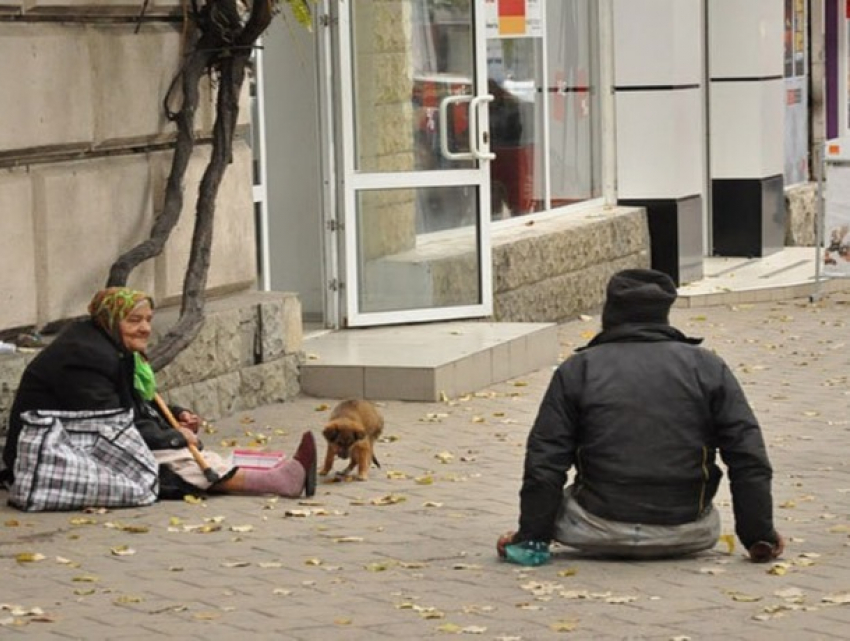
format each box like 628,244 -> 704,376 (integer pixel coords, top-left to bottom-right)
177,410 -> 201,434
177,426 -> 199,447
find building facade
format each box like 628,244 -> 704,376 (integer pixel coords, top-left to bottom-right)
261,0 -> 816,332
0,0 -> 830,338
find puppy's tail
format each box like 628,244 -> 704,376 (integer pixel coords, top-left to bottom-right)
372,454 -> 381,469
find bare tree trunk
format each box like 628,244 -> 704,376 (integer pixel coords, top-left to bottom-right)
107,24 -> 214,287
106,0 -> 278,370
148,51 -> 250,369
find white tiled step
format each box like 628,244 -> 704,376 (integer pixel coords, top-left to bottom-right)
676,247 -> 850,307
301,322 -> 558,401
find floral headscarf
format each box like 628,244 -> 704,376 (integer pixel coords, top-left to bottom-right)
88,287 -> 157,400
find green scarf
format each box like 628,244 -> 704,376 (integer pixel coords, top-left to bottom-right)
133,352 -> 156,401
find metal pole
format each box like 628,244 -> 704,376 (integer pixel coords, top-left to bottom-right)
812,141 -> 825,302
598,0 -> 617,207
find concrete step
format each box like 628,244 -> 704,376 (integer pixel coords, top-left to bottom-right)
300,248 -> 850,402
301,321 -> 558,401
677,247 -> 850,307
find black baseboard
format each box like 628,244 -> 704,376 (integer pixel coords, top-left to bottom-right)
619,195 -> 703,286
712,175 -> 785,257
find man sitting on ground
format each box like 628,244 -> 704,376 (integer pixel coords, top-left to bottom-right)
498,269 -> 784,564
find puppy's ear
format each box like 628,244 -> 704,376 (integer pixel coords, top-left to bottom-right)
323,425 -> 339,442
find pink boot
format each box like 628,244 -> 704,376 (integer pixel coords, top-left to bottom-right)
241,432 -> 317,498
242,460 -> 305,497
291,431 -> 317,498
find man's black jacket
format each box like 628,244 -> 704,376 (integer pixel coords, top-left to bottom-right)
518,323 -> 777,549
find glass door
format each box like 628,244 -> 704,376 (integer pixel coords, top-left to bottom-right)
335,0 -> 493,327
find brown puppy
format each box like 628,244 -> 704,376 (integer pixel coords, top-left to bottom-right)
319,399 -> 384,481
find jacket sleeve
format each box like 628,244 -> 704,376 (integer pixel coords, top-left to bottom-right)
517,360 -> 582,542
712,361 -> 778,549
134,417 -> 187,451
51,349 -> 127,410
134,401 -> 188,451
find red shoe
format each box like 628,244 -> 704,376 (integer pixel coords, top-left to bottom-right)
292,431 -> 317,497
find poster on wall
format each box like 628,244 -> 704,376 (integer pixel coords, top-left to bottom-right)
784,0 -> 806,78
784,79 -> 808,185
794,0 -> 806,76
484,0 -> 542,39
823,161 -> 850,277
784,0 -> 794,76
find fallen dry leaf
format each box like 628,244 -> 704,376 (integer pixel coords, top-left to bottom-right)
725,590 -> 761,602
604,595 -> 638,604
823,593 -> 850,605
370,494 -> 406,506
193,612 -> 221,621
718,534 -> 736,554
550,619 -> 579,632
110,546 -> 136,557
114,595 -> 143,605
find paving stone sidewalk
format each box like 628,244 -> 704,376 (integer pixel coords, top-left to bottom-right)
2,294 -> 850,640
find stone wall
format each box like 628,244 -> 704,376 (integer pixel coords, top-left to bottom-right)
359,205 -> 650,322
785,182 -> 818,247
493,206 -> 651,322
0,291 -> 303,438
0,3 -> 255,333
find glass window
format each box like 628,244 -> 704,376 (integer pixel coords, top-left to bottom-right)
486,0 -> 601,221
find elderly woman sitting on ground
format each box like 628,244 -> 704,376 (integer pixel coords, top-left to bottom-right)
2,287 -> 316,500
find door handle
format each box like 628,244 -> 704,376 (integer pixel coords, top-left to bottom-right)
469,94 -> 496,161
439,94 -> 475,161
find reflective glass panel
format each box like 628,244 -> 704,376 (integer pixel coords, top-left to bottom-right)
355,187 -> 481,313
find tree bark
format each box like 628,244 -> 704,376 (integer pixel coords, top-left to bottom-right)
106,0 -> 277,370
106,23 -> 213,288
148,51 -> 251,369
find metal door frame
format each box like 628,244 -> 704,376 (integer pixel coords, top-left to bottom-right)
332,0 -> 494,327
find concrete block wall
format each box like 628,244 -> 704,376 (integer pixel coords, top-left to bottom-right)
0,7 -> 254,333
155,292 -> 304,420
785,182 -> 818,247
492,207 -> 650,322
359,206 -> 649,322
